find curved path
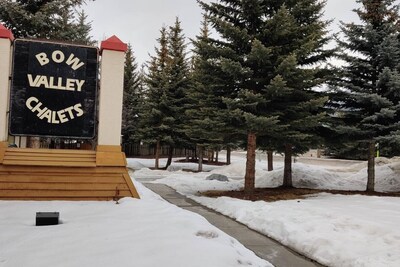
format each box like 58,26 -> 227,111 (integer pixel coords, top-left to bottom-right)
143,183 -> 324,267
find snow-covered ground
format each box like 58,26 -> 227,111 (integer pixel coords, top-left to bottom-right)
2,154 -> 399,267
130,155 -> 400,267
0,181 -> 271,267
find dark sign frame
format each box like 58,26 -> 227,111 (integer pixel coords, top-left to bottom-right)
9,39 -> 98,139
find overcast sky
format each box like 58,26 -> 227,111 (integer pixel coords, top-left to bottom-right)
85,0 -> 359,66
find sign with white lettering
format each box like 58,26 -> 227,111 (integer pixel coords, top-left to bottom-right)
9,39 -> 98,138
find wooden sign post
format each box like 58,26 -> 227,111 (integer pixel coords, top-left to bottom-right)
96,36 -> 129,167
0,24 -> 13,154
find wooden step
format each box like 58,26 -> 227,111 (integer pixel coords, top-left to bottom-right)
3,148 -> 96,167
0,148 -> 140,200
0,183 -> 129,191
0,190 -> 132,198
0,174 -> 126,184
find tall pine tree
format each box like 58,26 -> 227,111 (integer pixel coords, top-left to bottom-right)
140,20 -> 191,168
331,0 -> 400,191
199,0 -> 332,193
139,27 -> 171,169
262,3 -> 332,188
0,0 -> 94,44
164,17 -> 192,167
186,15 -> 225,171
122,44 -> 142,144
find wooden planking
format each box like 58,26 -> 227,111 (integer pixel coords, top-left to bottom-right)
0,147 -> 140,200
0,174 -> 125,184
6,151 -> 96,157
6,148 -> 96,155
2,160 -> 97,167
96,145 -> 122,152
5,152 -> 95,159
0,165 -> 126,174
4,156 -> 95,162
0,197 -> 116,201
0,190 -> 132,198
3,148 -> 96,167
96,151 -> 126,167
0,183 -> 129,191
122,172 -> 140,199
0,147 -> 5,163
0,142 -> 6,163
0,167 -> 139,199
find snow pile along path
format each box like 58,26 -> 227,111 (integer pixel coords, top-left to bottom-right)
0,182 -> 271,267
194,194 -> 400,267
253,162 -> 400,192
141,155 -> 400,267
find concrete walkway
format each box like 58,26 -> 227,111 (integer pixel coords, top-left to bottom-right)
143,183 -> 323,267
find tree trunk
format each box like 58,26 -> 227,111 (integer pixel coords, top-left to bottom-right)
155,140 -> 160,169
165,145 -> 173,168
367,140 -> 375,192
226,147 -> 231,165
267,150 -> 273,171
283,144 -> 293,188
198,145 -> 203,172
185,149 -> 189,162
244,132 -> 257,194
215,150 -> 219,163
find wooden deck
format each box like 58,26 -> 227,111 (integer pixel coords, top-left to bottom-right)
0,146 -> 139,200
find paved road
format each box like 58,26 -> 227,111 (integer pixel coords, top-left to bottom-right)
143,183 -> 324,267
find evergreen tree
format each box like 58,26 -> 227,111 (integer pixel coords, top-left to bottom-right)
186,15 -> 225,171
164,17 -> 192,167
139,27 -> 171,169
331,0 -> 400,191
122,44 -> 142,144
199,0 -> 332,192
0,0 -> 94,44
74,10 -> 95,45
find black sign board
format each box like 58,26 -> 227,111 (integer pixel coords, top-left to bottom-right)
9,39 -> 98,138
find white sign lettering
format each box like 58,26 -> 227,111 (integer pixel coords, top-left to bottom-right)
27,74 -> 85,92
35,51 -> 85,70
26,96 -> 84,124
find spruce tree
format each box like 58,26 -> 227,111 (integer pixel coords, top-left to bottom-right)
122,44 -> 142,144
332,0 -> 400,191
186,15 -> 226,171
0,0 -> 93,44
74,10 -> 95,45
199,0 -> 332,192
164,17 -> 192,167
139,27 -> 171,169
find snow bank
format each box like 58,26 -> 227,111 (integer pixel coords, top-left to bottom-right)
194,194 -> 400,267
149,157 -> 400,267
331,157 -> 399,173
347,164 -> 400,192
0,181 -> 271,267
255,163 -> 354,190
155,159 -> 400,194
155,173 -> 242,196
254,162 -> 400,192
126,158 -> 146,170
210,162 -> 247,177
210,161 -> 269,179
